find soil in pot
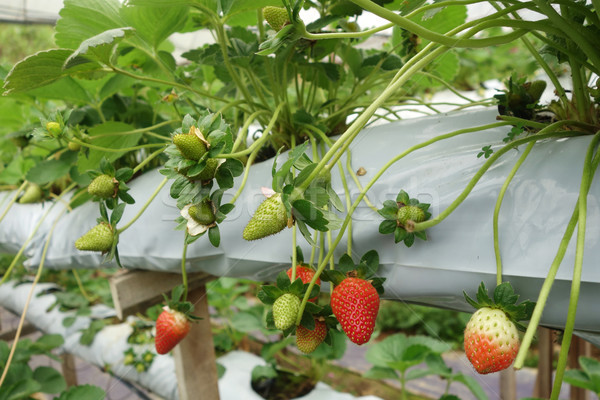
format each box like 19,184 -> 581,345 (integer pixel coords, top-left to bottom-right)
251,369 -> 316,400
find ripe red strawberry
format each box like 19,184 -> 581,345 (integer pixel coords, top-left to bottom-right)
464,307 -> 520,374
272,293 -> 301,331
155,307 -> 191,355
263,6 -> 289,31
243,193 -> 287,241
331,277 -> 380,345
296,319 -> 327,354
286,265 -> 320,303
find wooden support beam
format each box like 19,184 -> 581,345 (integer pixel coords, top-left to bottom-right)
500,367 -> 516,400
534,327 -> 553,399
0,321 -> 38,341
109,270 -> 213,320
61,353 -> 78,387
569,335 -> 592,400
173,284 -> 220,400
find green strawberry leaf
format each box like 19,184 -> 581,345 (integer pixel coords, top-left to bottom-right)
307,284 -> 320,300
327,186 -> 344,212
394,226 -> 408,243
360,250 -> 379,276
379,220 -> 397,234
292,199 -> 329,231
110,203 -> 126,225
493,282 -> 519,306
276,270 -> 291,291
171,285 -> 185,303
289,278 -> 305,296
370,277 -> 386,295
475,282 -> 494,306
337,254 -> 355,274
300,310 -> 316,330
220,158 -> 244,177
209,225 -> 220,247
216,167 -> 234,190
295,245 -> 304,264
296,219 -> 317,247
383,199 -> 399,210
320,270 -> 346,286
304,302 -> 322,314
294,162 -> 318,187
396,190 -> 410,204
378,205 -> 398,221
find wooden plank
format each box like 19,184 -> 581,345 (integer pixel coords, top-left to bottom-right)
173,284 -> 220,400
0,321 -> 37,341
109,270 -> 213,320
61,353 -> 78,387
534,327 -> 553,399
500,368 -> 516,400
569,335 -> 591,400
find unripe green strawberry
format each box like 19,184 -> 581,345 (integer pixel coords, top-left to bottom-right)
331,277 -> 379,345
526,80 -> 546,103
18,183 -> 43,204
123,353 -> 135,365
272,293 -> 300,331
67,141 -> 81,151
192,158 -> 219,181
75,222 -> 114,252
243,193 -> 287,241
464,307 -> 520,374
396,205 -> 425,225
143,351 -> 154,363
263,6 -> 289,31
135,363 -> 146,373
173,133 -> 207,161
46,121 -> 62,137
188,200 -> 216,225
296,319 -> 327,354
88,174 -> 116,198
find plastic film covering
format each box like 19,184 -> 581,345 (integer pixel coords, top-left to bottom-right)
8,108 -> 600,334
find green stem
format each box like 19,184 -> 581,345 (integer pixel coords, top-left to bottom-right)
296,45 -> 450,196
493,141 -> 535,285
182,235 -> 189,300
133,147 -> 166,174
348,0 -> 533,48
550,132 -> 600,399
109,66 -> 230,104
412,125 -> 585,232
295,121 -> 513,324
291,225 -> 298,281
71,138 -> 165,153
301,21 -> 394,40
0,182 -> 77,286
89,120 -> 178,140
0,181 -> 27,226
73,269 -> 95,303
117,177 -> 168,234
232,110 -> 270,153
0,199 -> 64,389
218,103 -> 284,159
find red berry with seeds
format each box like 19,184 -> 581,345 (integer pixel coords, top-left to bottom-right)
296,319 -> 327,354
464,307 -> 520,374
155,307 -> 191,354
331,277 -> 380,345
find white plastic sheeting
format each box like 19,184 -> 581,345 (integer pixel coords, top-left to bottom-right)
3,108 -> 600,336
0,280 -> 179,399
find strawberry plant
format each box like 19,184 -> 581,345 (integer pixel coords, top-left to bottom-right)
0,0 -> 599,398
